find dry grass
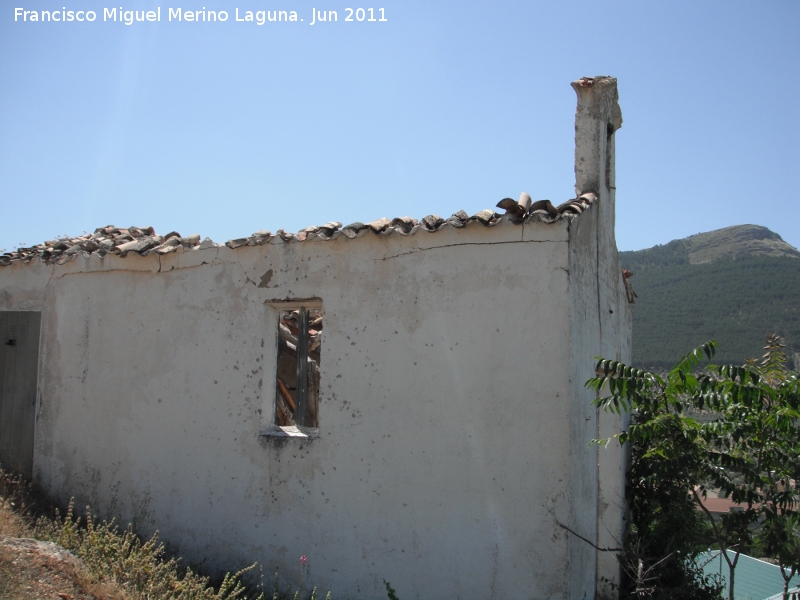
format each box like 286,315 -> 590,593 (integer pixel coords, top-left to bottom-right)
0,470 -> 263,600
0,496 -> 27,537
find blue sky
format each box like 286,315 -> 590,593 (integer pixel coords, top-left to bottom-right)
1,1 -> 798,253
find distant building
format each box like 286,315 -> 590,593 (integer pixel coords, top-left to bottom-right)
698,495 -> 750,518
702,551 -> 800,600
0,77 -> 633,599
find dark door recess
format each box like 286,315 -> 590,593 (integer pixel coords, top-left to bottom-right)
0,311 -> 41,478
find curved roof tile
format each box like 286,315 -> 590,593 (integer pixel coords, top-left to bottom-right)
0,191 -> 597,267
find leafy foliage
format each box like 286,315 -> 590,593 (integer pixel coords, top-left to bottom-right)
589,343 -> 723,599
588,336 -> 800,600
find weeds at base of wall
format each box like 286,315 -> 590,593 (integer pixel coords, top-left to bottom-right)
0,469 -> 271,599
0,469 -> 387,600
269,558 -> 333,600
33,500 -> 263,599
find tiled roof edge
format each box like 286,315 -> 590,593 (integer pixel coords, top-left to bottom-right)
0,192 -> 597,267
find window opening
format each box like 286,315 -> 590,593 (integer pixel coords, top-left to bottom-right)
275,307 -> 322,428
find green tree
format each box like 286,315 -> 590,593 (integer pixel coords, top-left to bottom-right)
588,335 -> 800,600
742,336 -> 800,599
588,342 -> 722,598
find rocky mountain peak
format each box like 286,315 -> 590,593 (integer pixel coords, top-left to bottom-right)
683,224 -> 800,264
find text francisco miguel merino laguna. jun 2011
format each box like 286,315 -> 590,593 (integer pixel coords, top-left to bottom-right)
13,7 -> 389,25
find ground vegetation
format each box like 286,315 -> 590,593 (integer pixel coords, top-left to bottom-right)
0,470 -> 264,600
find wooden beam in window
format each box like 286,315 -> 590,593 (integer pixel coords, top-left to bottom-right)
295,307 -> 309,427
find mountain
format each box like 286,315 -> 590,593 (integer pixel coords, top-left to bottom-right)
620,225 -> 800,370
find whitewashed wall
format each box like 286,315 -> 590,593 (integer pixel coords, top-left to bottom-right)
0,215 -> 622,599
2,74 -> 632,600
569,76 -> 632,597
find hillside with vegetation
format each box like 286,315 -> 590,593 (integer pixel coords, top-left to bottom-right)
620,225 -> 800,369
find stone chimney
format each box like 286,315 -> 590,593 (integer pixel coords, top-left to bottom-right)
571,76 -> 623,197
571,76 -> 623,257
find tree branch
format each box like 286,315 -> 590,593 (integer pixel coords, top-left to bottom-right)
692,487 -> 734,569
557,521 -> 622,552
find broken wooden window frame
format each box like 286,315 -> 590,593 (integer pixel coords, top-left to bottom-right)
261,298 -> 323,439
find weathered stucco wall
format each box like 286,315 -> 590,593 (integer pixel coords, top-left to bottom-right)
569,76 -> 633,596
1,75 -> 632,600
567,202 -> 632,597
1,217 -> 595,599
